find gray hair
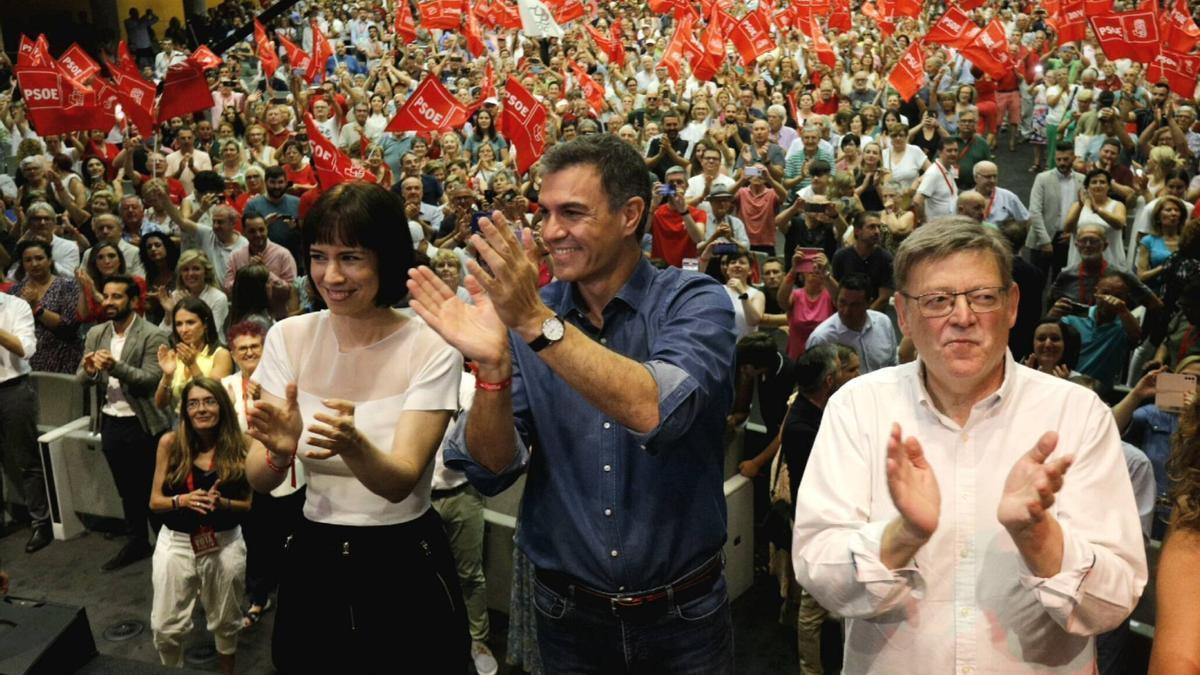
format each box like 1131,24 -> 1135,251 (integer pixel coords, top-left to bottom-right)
26,201 -> 57,218
1077,222 -> 1107,238
766,104 -> 787,119
796,343 -> 840,395
210,204 -> 239,223
973,160 -> 997,177
802,124 -> 821,136
894,216 -> 1014,292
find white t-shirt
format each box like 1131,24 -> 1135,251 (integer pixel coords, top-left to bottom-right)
724,285 -> 763,338
917,161 -> 959,220
253,312 -> 462,526
102,332 -> 137,417
883,144 -> 929,187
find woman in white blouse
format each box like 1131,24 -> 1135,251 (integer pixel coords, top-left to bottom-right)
245,182 -> 469,670
881,122 -> 930,194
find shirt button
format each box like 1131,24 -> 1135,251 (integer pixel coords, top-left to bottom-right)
960,548 -> 970,558
600,338 -> 607,345
962,668 -> 973,675
960,608 -> 970,618
604,508 -> 612,517
603,464 -> 611,472
610,549 -> 619,558
603,422 -> 612,429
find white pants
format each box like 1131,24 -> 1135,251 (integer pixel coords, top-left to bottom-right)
151,526 -> 246,666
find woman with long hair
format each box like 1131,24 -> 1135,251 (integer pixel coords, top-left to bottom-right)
1139,196 -> 1186,292
1148,369 -> 1200,673
215,139 -> 249,186
159,250 -> 229,333
155,297 -> 234,411
7,239 -> 82,373
227,264 -> 273,334
244,181 -> 469,671
149,377 -> 255,674
854,141 -> 889,212
464,109 -> 507,164
75,242 -> 147,323
141,232 -> 180,325
1022,318 -> 1082,378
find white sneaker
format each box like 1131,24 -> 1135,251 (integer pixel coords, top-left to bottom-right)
471,640 -> 499,675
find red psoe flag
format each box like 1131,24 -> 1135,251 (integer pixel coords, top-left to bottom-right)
110,67 -> 157,134
585,24 -> 623,67
548,0 -> 586,24
276,32 -> 312,75
419,0 -> 464,29
658,13 -> 695,83
385,73 -> 473,133
957,0 -> 986,10
57,44 -> 100,82
1090,10 -> 1159,63
1147,48 -> 1200,97
924,6 -> 980,48
690,20 -> 726,82
959,18 -> 1012,79
396,0 -> 419,41
1161,0 -> 1200,53
1084,0 -> 1111,16
569,60 -> 606,114
729,9 -> 776,66
1049,0 -> 1088,43
254,20 -> 281,78
304,113 -> 376,188
17,35 -> 51,69
158,57 -> 215,122
191,45 -> 223,71
305,21 -> 333,83
464,7 -> 486,57
892,0 -> 922,18
499,76 -> 547,176
811,18 -> 837,69
479,60 -> 497,102
828,0 -> 852,32
888,41 -> 926,101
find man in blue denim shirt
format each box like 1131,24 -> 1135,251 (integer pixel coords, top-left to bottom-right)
407,134 -> 738,673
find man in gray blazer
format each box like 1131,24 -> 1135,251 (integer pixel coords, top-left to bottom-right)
1025,146 -> 1086,278
77,275 -> 171,572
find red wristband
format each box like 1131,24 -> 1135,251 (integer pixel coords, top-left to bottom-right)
265,448 -> 293,473
468,362 -> 512,392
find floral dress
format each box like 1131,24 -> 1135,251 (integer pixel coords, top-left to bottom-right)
8,275 -> 82,374
1029,84 -> 1049,146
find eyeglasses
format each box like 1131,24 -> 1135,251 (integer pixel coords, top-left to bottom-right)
900,286 -> 1007,318
1076,237 -> 1105,248
185,397 -> 220,411
234,344 -> 262,355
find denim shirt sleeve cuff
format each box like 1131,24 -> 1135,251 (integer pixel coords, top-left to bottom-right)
627,360 -> 699,448
1018,523 -> 1096,621
849,519 -> 925,600
442,408 -> 531,497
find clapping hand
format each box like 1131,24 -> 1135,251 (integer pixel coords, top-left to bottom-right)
997,432 -> 1073,533
886,423 -> 941,541
306,399 -> 370,460
246,383 -> 302,458
156,344 -> 177,377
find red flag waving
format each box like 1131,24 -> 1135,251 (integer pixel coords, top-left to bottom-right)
892,0 -> 922,18
396,0 -> 419,41
959,19 -> 1012,79
924,7 -> 981,48
1090,10 -> 1159,63
1161,0 -> 1200,53
305,21 -> 333,83
464,7 -> 486,57
479,61 -> 497,102
729,9 -> 776,66
419,0 -> 463,29
386,73 -> 473,132
585,24 -> 623,66
569,60 -> 605,114
254,20 -> 281,78
1048,0 -> 1088,43
888,42 -> 926,101
111,67 -> 157,135
57,44 -> 100,82
277,32 -> 312,74
494,0 -> 523,29
191,45 -> 223,71
158,57 -> 215,122
828,0 -> 852,32
548,0 -> 587,24
957,0 -> 986,10
15,68 -> 101,136
658,13 -> 696,83
1147,48 -> 1200,97
811,18 -> 837,69
691,20 -> 726,82
1084,0 -> 1111,16
17,35 -> 51,69
499,76 -> 547,176
304,113 -> 376,188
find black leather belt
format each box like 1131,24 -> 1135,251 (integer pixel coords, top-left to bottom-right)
0,374 -> 28,389
535,554 -> 723,620
430,483 -> 469,500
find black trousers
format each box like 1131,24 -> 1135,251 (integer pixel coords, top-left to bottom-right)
244,486 -> 306,606
0,378 -> 48,525
100,414 -> 161,542
271,508 -> 470,673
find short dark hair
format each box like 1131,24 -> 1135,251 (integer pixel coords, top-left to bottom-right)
735,332 -> 779,370
539,134 -> 652,238
1084,167 -> 1111,185
809,160 -> 832,178
14,239 -> 53,278
103,274 -> 141,301
302,181 -> 412,307
192,170 -> 224,195
264,165 -> 287,182
839,273 -> 874,298
855,211 -> 882,229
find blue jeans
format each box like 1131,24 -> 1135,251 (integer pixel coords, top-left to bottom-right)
532,572 -> 735,674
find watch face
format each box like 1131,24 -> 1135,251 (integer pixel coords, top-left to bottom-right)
543,316 -> 565,341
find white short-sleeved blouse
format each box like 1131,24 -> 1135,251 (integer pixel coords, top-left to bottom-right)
253,311 -> 462,526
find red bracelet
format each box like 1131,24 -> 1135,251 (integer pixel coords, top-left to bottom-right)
265,448 -> 294,473
468,362 -> 513,392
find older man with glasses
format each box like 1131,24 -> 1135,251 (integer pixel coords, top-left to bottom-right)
793,217 -> 1147,674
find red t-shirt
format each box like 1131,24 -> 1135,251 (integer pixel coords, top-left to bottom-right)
266,127 -> 292,150
813,96 -> 839,115
651,204 -> 706,267
735,187 -> 780,247
284,164 -> 318,192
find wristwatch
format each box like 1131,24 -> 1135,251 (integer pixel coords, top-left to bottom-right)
528,314 -> 565,352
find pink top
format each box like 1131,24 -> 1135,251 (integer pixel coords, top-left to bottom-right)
736,186 -> 780,247
786,287 -> 834,359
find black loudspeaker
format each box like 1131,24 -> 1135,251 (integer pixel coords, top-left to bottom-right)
0,596 -> 97,675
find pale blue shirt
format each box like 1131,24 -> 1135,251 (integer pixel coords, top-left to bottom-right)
805,309 -> 897,373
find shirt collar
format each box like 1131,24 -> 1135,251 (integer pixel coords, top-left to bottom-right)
557,257 -> 654,321
913,349 -> 1018,419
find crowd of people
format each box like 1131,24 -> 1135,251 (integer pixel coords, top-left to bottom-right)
1,0 -> 1200,672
